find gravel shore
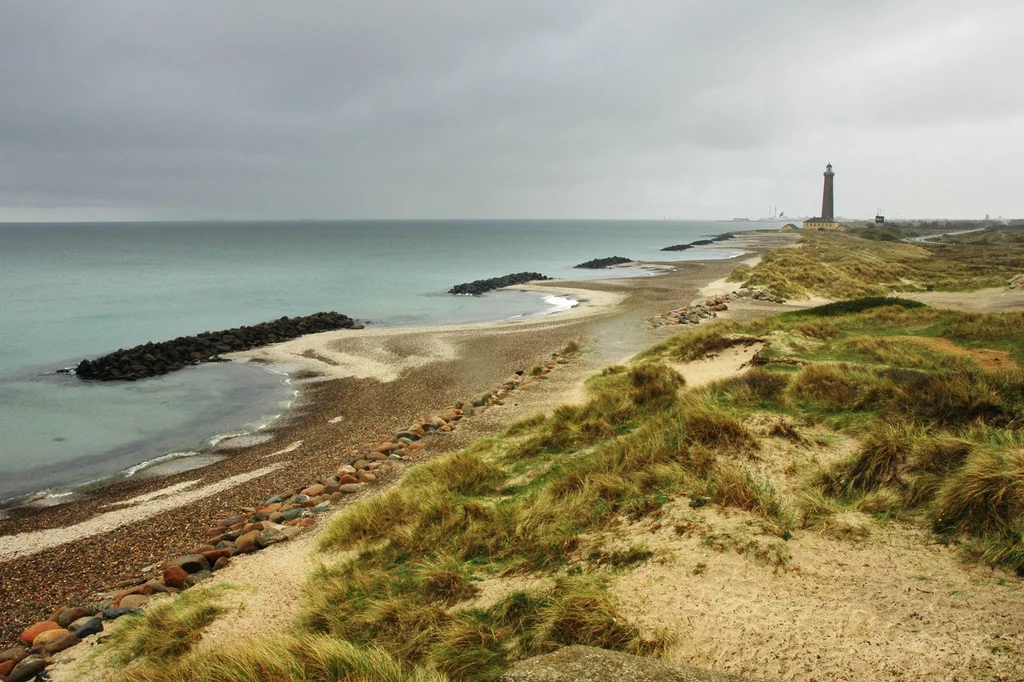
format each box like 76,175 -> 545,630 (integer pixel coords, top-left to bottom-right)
0,233 -> 794,645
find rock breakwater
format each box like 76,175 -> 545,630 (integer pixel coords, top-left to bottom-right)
448,272 -> 553,296
573,256 -> 633,269
661,232 -> 734,252
75,312 -> 363,381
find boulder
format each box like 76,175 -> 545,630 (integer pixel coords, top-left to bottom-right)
235,530 -> 261,553
19,621 -> 60,646
213,556 -> 231,571
54,607 -> 93,629
70,617 -> 103,638
0,660 -> 14,678
300,484 -> 325,497
119,594 -> 150,608
163,565 -> 190,589
166,554 -> 211,574
0,647 -> 28,664
338,474 -> 360,484
37,631 -> 79,655
6,656 -> 48,682
498,646 -> 760,682
183,570 -> 213,589
357,471 -> 376,483
337,483 -> 363,494
31,628 -> 70,648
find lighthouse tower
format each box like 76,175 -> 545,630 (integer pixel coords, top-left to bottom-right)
802,163 -> 844,231
821,163 -> 835,222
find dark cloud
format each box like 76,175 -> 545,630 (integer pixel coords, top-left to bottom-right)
1,0 -> 1021,220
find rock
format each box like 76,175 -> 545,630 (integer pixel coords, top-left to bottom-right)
163,565 -> 189,589
37,631 -> 79,655
166,554 -> 211,574
280,526 -> 303,540
0,648 -> 28,668
19,621 -> 60,646
183,570 -> 213,589
31,628 -> 70,648
448,272 -> 553,296
144,579 -> 171,593
119,594 -> 150,608
357,471 -> 376,483
102,606 -> 142,620
70,617 -> 103,638
337,483 -> 363,494
6,656 -> 48,682
202,549 -> 232,564
257,528 -> 286,547
301,484 -> 325,497
337,465 -> 357,476
338,474 -> 360,484
54,607 -> 93,629
311,501 -> 330,513
234,529 -> 261,553
75,312 -> 361,382
213,556 -> 231,571
573,256 -> 633,269
0,660 -> 14,678
368,452 -> 388,461
498,646 -> 759,682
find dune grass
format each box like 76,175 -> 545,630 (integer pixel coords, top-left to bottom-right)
108,584 -> 239,665
644,298 -> 1024,573
728,231 -> 1024,299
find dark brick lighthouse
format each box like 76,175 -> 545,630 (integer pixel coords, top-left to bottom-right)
821,163 -> 835,222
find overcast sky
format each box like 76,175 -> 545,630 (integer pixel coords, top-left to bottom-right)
0,0 -> 1021,221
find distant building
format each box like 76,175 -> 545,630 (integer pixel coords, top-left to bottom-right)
780,223 -> 800,232
875,214 -> 885,225
803,163 -> 847,231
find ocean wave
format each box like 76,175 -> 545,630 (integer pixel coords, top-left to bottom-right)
122,450 -> 201,478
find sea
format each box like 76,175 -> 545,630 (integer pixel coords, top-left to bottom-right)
0,220 -> 763,507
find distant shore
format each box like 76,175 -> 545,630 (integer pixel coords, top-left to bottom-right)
0,231 -> 797,645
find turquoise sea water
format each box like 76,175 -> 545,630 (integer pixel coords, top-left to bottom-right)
0,220 -> 761,505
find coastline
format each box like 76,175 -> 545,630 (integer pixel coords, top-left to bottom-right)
0,232 -> 796,645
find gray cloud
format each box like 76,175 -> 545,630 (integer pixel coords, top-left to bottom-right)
1,0 -> 1022,220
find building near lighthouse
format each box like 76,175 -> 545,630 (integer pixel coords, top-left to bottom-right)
803,163 -> 846,231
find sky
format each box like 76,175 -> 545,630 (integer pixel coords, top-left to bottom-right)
0,0 -> 1022,222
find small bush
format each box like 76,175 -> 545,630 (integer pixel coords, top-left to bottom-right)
793,297 -> 925,318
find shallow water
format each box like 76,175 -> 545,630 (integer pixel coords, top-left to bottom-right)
0,219 -> 767,504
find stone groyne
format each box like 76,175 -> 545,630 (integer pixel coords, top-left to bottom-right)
574,256 -> 633,269
75,312 -> 363,381
448,272 -> 552,296
661,232 -> 734,252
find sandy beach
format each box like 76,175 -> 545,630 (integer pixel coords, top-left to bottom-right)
0,232 -> 797,647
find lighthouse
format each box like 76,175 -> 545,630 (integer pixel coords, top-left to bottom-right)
803,163 -> 845,231
821,163 -> 835,222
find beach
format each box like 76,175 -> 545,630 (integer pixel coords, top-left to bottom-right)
0,232 -> 797,647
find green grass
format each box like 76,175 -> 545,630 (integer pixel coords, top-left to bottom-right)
108,584 -> 238,665
646,297 -> 1024,573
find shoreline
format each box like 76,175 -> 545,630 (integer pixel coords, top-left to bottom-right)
0,232 -> 796,645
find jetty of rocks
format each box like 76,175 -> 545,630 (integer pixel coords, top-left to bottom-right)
448,272 -> 553,296
573,256 -> 633,269
647,288 -> 785,329
4,348 -> 579,678
660,233 -> 734,252
75,312 -> 363,381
